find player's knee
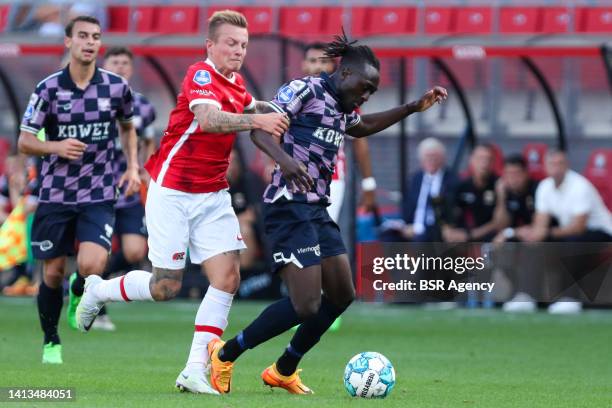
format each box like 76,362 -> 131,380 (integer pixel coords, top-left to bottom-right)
208,264 -> 241,294
294,296 -> 321,320
150,280 -> 182,301
43,268 -> 64,287
123,246 -> 146,264
78,255 -> 107,276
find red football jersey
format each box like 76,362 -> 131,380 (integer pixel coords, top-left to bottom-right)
146,59 -> 255,193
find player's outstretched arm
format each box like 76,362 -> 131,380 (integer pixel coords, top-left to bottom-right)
250,128 -> 314,193
18,131 -> 86,160
192,104 -> 289,138
347,86 -> 448,138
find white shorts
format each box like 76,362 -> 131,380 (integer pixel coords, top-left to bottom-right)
145,180 -> 246,269
327,179 -> 345,223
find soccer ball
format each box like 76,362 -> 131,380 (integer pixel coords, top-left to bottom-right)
343,352 -> 396,398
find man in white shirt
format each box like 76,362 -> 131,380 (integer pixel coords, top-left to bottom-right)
504,150 -> 612,314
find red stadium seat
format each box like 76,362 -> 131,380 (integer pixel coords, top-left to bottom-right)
424,7 -> 453,34
522,143 -> 548,181
241,7 -> 274,35
320,7 -> 344,37
207,6 -> 241,19
499,7 -> 541,34
490,143 -> 505,176
134,7 -> 156,33
207,6 -> 273,35
455,7 -> 492,34
155,6 -> 199,34
279,7 -> 325,37
107,6 -> 130,33
541,7 -> 571,33
577,7 -> 612,33
0,5 -> 10,32
584,149 -> 612,211
351,7 -> 416,37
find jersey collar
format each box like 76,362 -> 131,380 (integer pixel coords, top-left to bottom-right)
319,71 -> 341,103
59,64 -> 103,91
205,58 -> 236,83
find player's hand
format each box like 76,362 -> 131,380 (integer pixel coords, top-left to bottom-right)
140,168 -> 151,187
279,158 -> 314,193
414,86 -> 448,112
119,166 -> 141,197
54,138 -> 87,160
254,113 -> 290,139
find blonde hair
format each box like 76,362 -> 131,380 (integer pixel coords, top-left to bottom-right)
208,10 -> 248,41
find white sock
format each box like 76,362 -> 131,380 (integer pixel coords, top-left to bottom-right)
185,286 -> 234,372
93,270 -> 154,302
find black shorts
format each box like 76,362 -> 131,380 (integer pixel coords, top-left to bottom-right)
114,203 -> 146,237
31,202 -> 115,259
263,200 -> 346,273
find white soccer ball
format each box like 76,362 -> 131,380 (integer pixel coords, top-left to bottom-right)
343,352 -> 396,398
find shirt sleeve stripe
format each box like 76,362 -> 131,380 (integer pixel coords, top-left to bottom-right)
118,116 -> 134,124
346,115 -> 361,129
189,98 -> 222,111
245,98 -> 256,112
20,125 -> 40,134
268,101 -> 285,114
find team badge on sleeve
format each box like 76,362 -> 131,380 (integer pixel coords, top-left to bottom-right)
193,70 -> 212,86
23,93 -> 38,120
277,85 -> 295,103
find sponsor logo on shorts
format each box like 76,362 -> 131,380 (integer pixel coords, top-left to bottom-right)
172,251 -> 186,261
297,244 -> 321,257
104,224 -> 114,238
31,240 -> 54,252
273,251 -> 304,268
237,234 -> 243,241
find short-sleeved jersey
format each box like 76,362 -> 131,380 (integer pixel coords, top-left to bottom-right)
451,174 -> 498,229
264,72 -> 360,205
505,179 -> 537,227
20,65 -> 134,205
145,59 -> 255,193
114,91 -> 156,209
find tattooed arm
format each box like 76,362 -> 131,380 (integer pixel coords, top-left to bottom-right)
192,104 -> 289,138
244,100 -> 273,114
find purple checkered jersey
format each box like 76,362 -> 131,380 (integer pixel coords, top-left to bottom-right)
264,72 -> 361,205
20,65 -> 134,205
113,91 -> 156,209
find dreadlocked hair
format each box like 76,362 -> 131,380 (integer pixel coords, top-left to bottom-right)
324,29 -> 380,71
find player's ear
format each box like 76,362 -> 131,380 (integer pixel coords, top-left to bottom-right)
64,35 -> 72,50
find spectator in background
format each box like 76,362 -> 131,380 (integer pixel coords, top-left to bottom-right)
1,155 -> 39,297
519,150 -> 612,243
443,144 -> 499,242
384,137 -> 456,241
492,154 -> 538,243
503,149 -> 612,314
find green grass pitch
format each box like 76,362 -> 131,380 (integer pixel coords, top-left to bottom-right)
1,297 -> 611,407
